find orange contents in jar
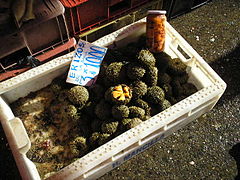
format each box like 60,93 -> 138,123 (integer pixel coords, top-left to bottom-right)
146,10 -> 167,53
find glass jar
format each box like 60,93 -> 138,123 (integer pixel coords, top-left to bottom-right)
146,10 -> 167,53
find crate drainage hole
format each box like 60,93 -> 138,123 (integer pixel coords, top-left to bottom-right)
166,113 -> 188,129
177,45 -> 191,60
140,127 -> 165,145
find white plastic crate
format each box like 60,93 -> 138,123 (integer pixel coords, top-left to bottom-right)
0,18 -> 226,180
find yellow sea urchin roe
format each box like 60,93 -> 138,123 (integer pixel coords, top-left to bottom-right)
123,87 -> 130,97
114,85 -> 123,91
118,93 -> 126,101
111,84 -> 131,101
112,91 -> 123,99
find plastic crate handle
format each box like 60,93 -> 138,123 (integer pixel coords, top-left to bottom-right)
0,97 -> 40,179
0,96 -> 30,154
1,117 -> 31,154
11,118 -> 31,152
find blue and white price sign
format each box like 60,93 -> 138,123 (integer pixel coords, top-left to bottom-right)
67,39 -> 107,86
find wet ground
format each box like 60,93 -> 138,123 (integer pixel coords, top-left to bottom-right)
1,0 -> 240,179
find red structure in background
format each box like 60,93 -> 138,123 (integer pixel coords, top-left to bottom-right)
59,0 -> 89,8
0,0 -> 76,81
63,0 -> 151,36
0,0 -> 154,82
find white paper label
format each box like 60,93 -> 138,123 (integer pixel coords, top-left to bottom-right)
66,39 -> 107,86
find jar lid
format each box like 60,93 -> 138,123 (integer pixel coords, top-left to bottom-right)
147,10 -> 166,15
